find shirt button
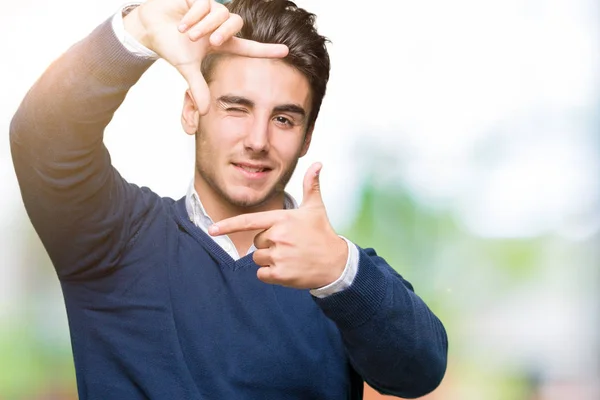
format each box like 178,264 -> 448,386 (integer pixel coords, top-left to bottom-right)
223,242 -> 232,253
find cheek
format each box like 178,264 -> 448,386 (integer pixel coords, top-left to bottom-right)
220,117 -> 246,131
271,134 -> 306,163
218,118 -> 251,145
201,117 -> 247,151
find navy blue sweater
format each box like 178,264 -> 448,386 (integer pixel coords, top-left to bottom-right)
10,18 -> 448,400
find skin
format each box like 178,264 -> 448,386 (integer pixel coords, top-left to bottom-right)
180,55 -> 314,255
210,162 -> 348,289
125,0 -> 289,113
125,0 -> 348,289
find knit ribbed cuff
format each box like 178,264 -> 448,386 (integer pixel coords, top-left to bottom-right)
313,248 -> 388,331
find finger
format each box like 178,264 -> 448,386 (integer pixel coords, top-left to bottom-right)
253,230 -> 273,250
218,37 -> 289,58
300,162 -> 324,208
209,13 -> 243,47
208,210 -> 287,236
179,0 -> 211,33
178,63 -> 211,115
187,3 -> 230,41
257,266 -> 278,285
252,249 -> 273,267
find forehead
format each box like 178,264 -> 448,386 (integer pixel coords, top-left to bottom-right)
208,56 -> 312,111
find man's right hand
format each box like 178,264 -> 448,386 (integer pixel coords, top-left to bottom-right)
124,0 -> 289,114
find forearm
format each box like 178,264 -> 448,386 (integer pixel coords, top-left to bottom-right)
314,247 -> 448,398
9,17 -> 156,279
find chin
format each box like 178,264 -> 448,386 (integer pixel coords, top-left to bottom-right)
225,188 -> 274,209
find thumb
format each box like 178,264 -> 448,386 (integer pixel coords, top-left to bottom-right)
301,162 -> 324,208
178,63 -> 211,115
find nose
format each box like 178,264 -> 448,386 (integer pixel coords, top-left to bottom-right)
243,115 -> 270,154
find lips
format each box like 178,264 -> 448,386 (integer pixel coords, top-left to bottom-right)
232,162 -> 274,180
232,162 -> 272,173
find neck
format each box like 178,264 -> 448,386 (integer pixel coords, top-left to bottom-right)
193,174 -> 286,255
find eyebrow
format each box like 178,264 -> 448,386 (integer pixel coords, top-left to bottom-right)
273,104 -> 306,119
217,95 -> 254,108
217,95 -> 307,119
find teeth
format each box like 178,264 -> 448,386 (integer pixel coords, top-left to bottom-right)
239,165 -> 264,173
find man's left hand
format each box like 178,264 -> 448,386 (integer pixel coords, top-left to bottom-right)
208,163 -> 348,289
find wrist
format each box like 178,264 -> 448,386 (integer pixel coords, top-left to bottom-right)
123,6 -> 152,50
329,236 -> 348,284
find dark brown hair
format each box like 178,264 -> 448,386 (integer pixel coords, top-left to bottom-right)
203,0 -> 331,129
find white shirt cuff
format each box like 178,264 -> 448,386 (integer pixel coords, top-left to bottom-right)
310,236 -> 359,299
111,2 -> 159,60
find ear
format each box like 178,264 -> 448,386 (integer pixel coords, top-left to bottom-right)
299,125 -> 314,157
181,89 -> 200,136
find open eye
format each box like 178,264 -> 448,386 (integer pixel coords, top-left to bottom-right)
274,116 -> 294,128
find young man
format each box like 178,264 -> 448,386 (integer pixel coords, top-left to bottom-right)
10,0 -> 448,398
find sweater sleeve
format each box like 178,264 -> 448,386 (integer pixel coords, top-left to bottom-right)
313,247 -> 448,398
9,18 -> 158,281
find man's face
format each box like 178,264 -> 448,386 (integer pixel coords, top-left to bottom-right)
184,56 -> 313,210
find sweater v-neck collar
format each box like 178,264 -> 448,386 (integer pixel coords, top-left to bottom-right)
174,197 -> 257,271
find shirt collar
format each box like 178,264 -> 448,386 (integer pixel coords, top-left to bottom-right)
185,180 -> 298,229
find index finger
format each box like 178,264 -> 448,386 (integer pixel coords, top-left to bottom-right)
209,210 -> 287,236
218,37 -> 289,58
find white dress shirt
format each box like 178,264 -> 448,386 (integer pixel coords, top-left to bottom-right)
111,5 -> 358,297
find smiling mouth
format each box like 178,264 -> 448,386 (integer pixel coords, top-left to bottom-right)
233,163 -> 272,173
